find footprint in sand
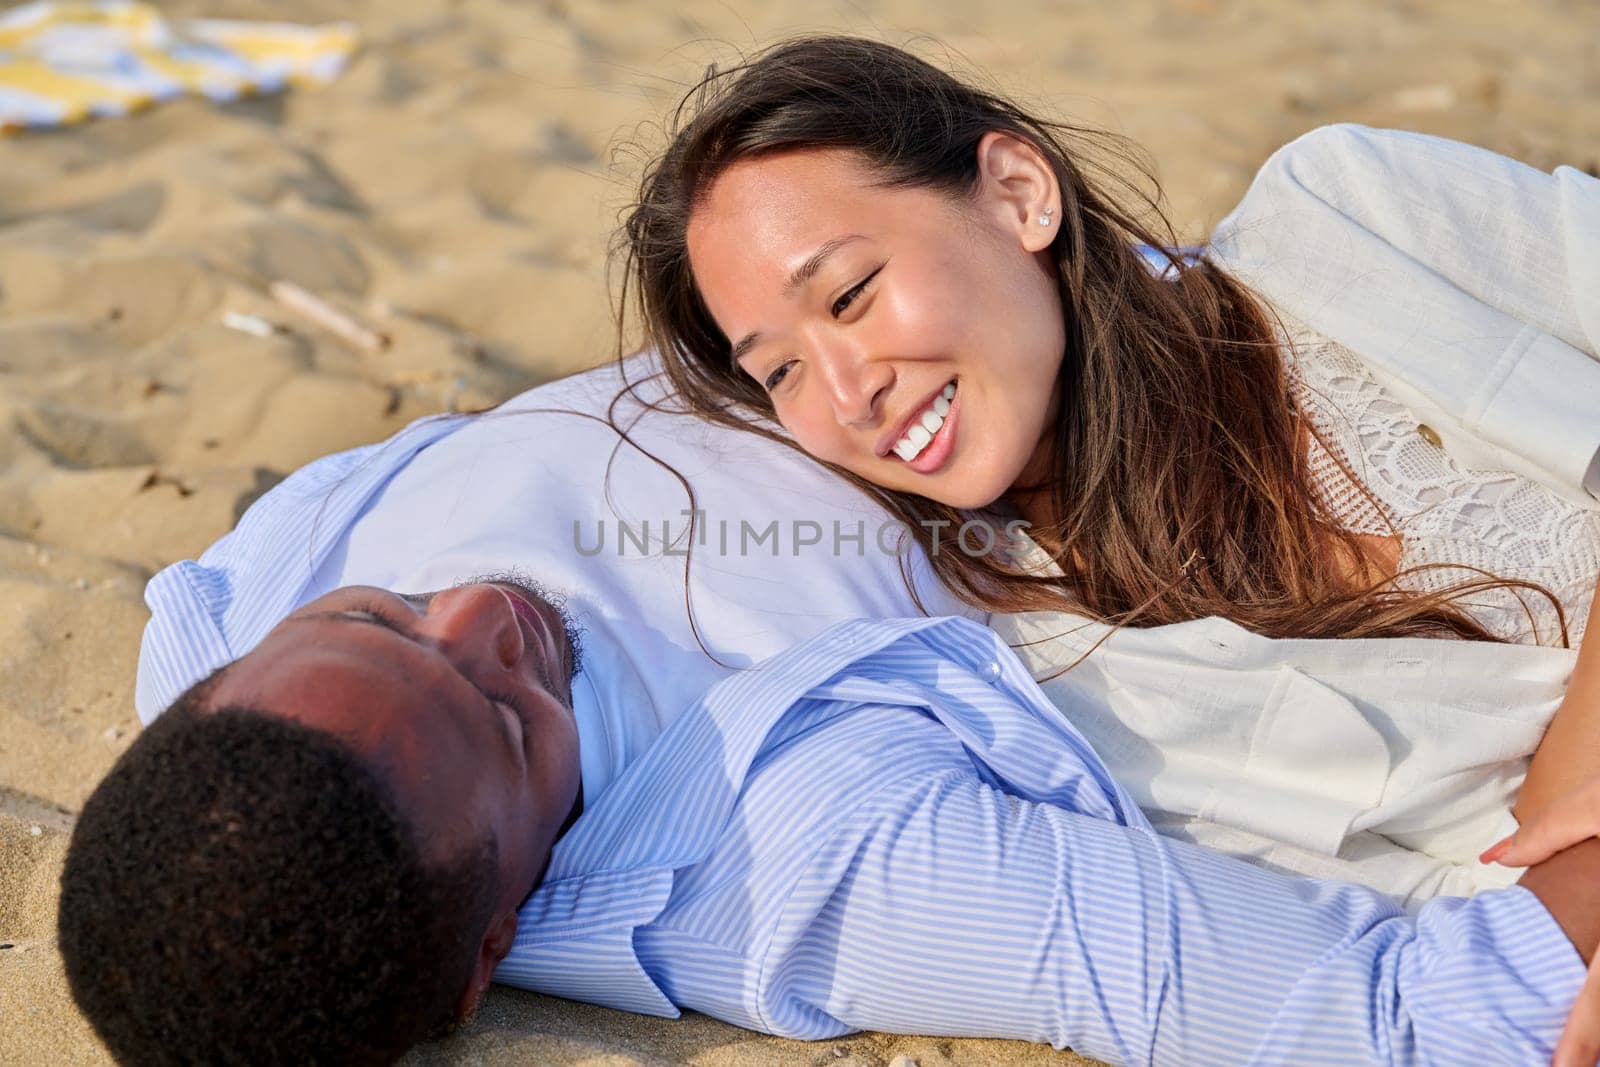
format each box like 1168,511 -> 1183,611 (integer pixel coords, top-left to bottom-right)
0,251 -> 219,351
0,181 -> 167,237
0,322 -> 123,377
71,254 -> 222,349
467,149 -> 543,225
13,404 -> 158,470
212,217 -> 371,296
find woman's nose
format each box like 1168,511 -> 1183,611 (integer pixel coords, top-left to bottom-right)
416,584 -> 524,672
815,342 -> 892,427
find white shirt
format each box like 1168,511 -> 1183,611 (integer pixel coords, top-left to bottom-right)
993,124 -> 1600,909
1289,319 -> 1599,647
134,359 -> 983,803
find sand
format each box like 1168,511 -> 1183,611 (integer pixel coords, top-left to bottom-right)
1,0 -> 1596,1063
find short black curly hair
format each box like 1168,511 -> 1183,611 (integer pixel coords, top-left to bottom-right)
58,674 -> 501,1066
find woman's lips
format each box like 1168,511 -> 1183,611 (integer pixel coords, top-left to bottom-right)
903,386 -> 960,475
878,379 -> 956,458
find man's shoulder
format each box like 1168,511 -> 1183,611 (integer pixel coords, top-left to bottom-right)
134,412 -> 469,722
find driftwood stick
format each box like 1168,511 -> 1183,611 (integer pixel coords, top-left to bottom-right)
268,280 -> 390,353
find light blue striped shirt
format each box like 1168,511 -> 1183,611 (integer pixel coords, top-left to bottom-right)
133,416 -> 1586,1066
501,614 -> 1584,1065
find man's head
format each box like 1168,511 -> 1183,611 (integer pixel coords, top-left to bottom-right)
59,575 -> 584,1065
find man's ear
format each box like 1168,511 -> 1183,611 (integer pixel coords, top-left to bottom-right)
455,908 -> 519,1022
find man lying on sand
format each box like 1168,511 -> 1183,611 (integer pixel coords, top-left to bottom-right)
57,407 -> 1598,1067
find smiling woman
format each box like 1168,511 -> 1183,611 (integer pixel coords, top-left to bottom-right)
614,30 -> 1600,915
686,143 -> 1066,510
619,34 -> 1597,650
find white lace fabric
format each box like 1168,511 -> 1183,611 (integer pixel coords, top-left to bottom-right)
1285,327 -> 1600,647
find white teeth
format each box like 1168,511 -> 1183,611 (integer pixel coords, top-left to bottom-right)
892,382 -> 957,462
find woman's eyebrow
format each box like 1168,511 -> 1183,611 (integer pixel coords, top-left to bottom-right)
729,233 -> 867,366
783,233 -> 866,295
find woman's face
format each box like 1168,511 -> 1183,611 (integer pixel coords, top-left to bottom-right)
684,138 -> 1068,511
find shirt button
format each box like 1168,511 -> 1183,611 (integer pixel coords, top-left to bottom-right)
1417,423 -> 1443,448
980,660 -> 1003,683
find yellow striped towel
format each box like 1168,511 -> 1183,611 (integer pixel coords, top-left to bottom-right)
0,0 -> 358,133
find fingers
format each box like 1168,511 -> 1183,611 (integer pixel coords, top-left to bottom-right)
1480,835 -> 1516,865
1486,779 -> 1600,867
1552,953 -> 1600,1067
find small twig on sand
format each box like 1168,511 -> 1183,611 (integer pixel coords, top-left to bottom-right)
268,280 -> 391,353
221,311 -> 278,338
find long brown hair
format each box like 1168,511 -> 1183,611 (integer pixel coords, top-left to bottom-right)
614,34 -> 1563,644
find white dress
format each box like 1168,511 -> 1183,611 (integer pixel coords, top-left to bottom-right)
994,337 -> 1599,908
1287,318 -> 1600,647
994,124 -> 1600,907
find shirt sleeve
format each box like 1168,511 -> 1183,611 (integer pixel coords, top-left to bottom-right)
755,767 -> 1584,1066
1214,122 -> 1600,359
1207,122 -> 1600,502
134,440 -> 388,722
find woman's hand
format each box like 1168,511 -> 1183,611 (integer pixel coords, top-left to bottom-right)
1484,777 -> 1600,1067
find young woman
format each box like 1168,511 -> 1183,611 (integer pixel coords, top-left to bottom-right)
615,36 -> 1600,904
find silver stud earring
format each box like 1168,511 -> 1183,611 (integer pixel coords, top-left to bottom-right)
1038,207 -> 1054,227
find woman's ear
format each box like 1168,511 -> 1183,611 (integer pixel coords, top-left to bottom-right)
973,130 -> 1059,253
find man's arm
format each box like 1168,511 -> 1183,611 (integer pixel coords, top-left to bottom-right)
1518,574 -> 1600,824
1521,836 -> 1600,967
755,769 -> 1586,1066
1483,773 -> 1600,1067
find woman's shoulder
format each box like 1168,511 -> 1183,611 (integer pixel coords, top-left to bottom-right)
1243,122 -> 1496,195
1211,122 -> 1536,264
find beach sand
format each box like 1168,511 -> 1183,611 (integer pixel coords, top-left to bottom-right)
2,1 -> 1596,1063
